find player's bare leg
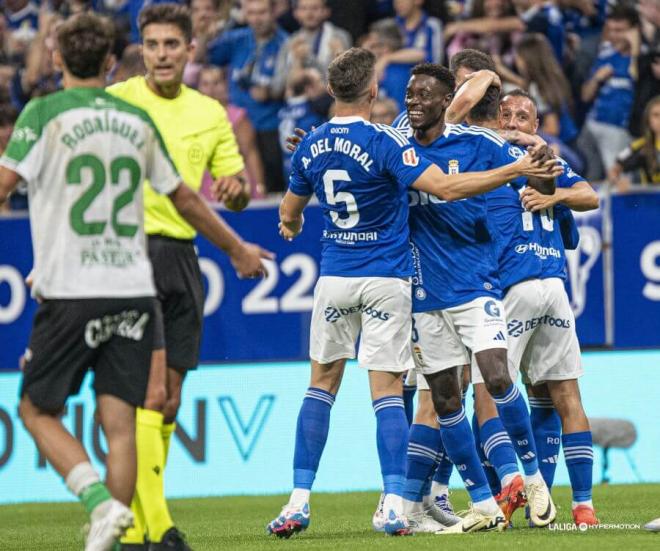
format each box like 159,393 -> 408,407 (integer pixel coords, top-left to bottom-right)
474,348 -> 556,526
547,379 -> 598,526
20,394 -> 133,550
473,383 -> 525,523
268,359 -> 345,538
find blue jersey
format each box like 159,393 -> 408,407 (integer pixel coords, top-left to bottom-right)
406,124 -> 521,312
288,116 -> 431,278
587,44 -> 634,128
209,26 -> 288,131
489,146 -> 585,291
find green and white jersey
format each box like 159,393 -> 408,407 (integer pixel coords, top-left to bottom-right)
0,87 -> 181,299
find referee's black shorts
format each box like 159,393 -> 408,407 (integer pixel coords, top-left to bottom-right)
148,235 -> 204,373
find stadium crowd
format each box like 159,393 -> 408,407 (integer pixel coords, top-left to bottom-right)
0,0 -> 658,211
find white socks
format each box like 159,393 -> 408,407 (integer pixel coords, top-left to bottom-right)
524,470 -> 545,486
65,462 -> 100,496
383,493 -> 404,516
573,500 -> 593,509
473,496 -> 501,515
501,472 -> 519,488
289,488 -> 311,507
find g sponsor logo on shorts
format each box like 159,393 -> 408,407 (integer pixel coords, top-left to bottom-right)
323,304 -> 391,323
484,300 -> 501,318
85,310 -> 150,349
507,316 -> 571,338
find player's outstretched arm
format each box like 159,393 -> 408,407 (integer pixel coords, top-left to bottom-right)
0,166 -> 20,208
279,190 -> 311,241
412,154 -> 563,201
169,183 -> 274,278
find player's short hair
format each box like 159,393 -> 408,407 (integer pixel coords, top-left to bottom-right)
56,13 -> 115,79
327,47 -> 375,103
449,48 -> 496,74
411,63 -> 455,93
607,3 -> 639,26
450,49 -> 499,123
139,3 -> 193,43
502,88 -> 538,111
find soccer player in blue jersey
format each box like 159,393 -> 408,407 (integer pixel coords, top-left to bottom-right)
395,62 -> 563,532
498,89 -> 600,527
266,47 -> 556,539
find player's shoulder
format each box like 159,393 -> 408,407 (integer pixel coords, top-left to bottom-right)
106,75 -> 143,99
179,85 -> 227,118
444,123 -> 508,147
368,121 -> 410,148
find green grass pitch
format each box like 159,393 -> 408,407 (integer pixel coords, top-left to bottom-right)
1,485 -> 658,550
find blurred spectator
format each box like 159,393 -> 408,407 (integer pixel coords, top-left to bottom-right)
630,0 -> 660,137
445,0 -> 524,64
191,0 -> 230,63
197,65 -> 267,197
512,0 -> 566,62
4,0 -> 39,46
325,0 -> 378,43
371,96 -> 399,124
209,0 -> 289,193
278,67 -> 326,187
512,33 -> 578,144
610,95 -> 660,190
580,3 -> 639,173
0,103 -> 23,211
392,0 -> 442,68
363,18 -> 410,110
10,7 -> 61,109
271,0 -> 351,99
111,43 -> 145,84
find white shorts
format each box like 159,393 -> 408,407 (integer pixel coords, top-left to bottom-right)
503,277 -> 582,386
412,296 -> 508,383
309,276 -> 414,372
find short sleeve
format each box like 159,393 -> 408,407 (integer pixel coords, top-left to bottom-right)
288,144 -> 313,197
378,125 -> 432,188
0,99 -> 44,183
144,121 -> 181,195
209,104 -> 245,178
556,157 -> 585,188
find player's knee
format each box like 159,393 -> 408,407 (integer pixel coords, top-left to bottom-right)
18,397 -> 36,429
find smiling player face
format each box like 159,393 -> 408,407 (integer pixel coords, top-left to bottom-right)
405,74 -> 452,131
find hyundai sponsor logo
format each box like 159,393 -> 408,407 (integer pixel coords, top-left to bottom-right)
514,242 -> 561,259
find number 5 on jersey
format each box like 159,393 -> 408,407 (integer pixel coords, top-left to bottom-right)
323,169 -> 359,229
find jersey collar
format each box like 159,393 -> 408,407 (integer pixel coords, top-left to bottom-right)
329,116 -> 366,124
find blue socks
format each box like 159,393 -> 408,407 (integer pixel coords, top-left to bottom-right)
563,431 -> 594,505
432,437 -> 454,487
293,387 -> 335,490
374,396 -> 409,496
438,407 -> 492,504
403,383 -> 417,426
403,424 -> 441,503
529,396 -> 562,489
492,384 -> 539,476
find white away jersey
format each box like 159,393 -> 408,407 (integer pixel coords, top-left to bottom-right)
0,88 -> 181,299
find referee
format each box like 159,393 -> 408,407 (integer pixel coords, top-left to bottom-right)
108,5 -> 253,550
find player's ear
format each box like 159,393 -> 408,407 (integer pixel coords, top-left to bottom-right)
105,53 -> 117,75
326,82 -> 335,98
52,48 -> 64,72
534,117 -> 540,133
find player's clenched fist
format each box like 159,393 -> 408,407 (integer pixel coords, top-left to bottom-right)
229,241 -> 274,279
213,175 -> 250,211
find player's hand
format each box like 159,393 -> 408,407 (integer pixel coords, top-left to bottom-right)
213,175 -> 249,211
279,214 -> 304,241
504,129 -> 546,147
521,187 -> 558,212
286,128 -> 309,153
464,69 -> 501,89
230,241 -> 275,279
528,143 -> 555,163
515,153 -> 563,179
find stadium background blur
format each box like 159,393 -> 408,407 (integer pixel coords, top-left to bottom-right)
0,0 -> 659,522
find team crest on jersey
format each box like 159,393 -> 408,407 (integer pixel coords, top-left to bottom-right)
402,147 -> 419,167
448,160 -> 459,174
188,143 -> 204,164
508,146 -> 525,159
415,287 -> 426,300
